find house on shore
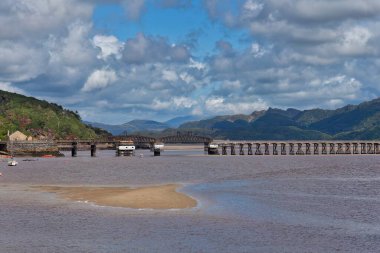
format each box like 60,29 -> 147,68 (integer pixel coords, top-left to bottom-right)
8,131 -> 30,141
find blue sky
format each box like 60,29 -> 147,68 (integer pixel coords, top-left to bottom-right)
1,0 -> 380,124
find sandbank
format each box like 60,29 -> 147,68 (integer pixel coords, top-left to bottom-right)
34,184 -> 197,209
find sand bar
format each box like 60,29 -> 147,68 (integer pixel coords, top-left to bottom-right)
34,184 -> 197,209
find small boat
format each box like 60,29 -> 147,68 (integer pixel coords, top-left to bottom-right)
8,159 -> 18,166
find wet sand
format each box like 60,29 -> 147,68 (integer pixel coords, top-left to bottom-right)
34,184 -> 197,209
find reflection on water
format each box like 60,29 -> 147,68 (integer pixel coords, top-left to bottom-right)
1,150 -> 380,252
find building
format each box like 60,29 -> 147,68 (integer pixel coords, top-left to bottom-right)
8,131 -> 28,141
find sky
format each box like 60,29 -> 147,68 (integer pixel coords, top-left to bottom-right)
1,0 -> 380,124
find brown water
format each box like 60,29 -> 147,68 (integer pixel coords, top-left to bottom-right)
0,150 -> 379,252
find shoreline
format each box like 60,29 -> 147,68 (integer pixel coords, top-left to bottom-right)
33,184 -> 197,210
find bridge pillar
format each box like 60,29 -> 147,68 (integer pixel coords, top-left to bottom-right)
321,143 -> 327,155
353,143 -> 359,154
230,144 -> 236,155
360,143 -> 366,154
255,143 -> 263,155
314,143 -> 319,155
91,144 -> 96,157
305,143 -> 311,155
281,143 -> 286,155
264,143 -> 270,155
273,143 -> 278,155
375,143 -> 380,154
337,143 -> 344,154
222,146 -> 227,155
345,143 -> 351,154
247,143 -> 253,155
329,143 -> 335,154
239,143 -> 244,155
289,143 -> 295,155
71,142 -> 78,157
367,143 -> 374,154
296,143 -> 304,155
204,142 -> 209,154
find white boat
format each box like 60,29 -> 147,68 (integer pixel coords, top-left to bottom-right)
118,145 -> 136,151
154,144 -> 164,150
116,140 -> 136,156
8,160 -> 18,166
209,144 -> 219,149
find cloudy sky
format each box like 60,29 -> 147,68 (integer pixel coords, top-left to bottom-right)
1,0 -> 380,124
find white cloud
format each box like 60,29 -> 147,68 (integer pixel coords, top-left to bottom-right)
189,58 -> 206,70
162,69 -> 179,82
151,96 -> 197,110
93,35 -> 124,60
242,0 -> 264,20
337,26 -> 373,56
205,96 -> 268,114
82,69 -> 118,92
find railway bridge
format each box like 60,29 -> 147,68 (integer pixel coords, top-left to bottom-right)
37,138 -> 380,157
56,132 -> 213,156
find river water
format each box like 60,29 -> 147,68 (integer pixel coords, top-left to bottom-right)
0,149 -> 379,252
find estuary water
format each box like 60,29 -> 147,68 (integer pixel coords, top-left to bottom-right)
0,149 -> 379,252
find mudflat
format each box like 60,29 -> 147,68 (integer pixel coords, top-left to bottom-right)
34,184 -> 197,209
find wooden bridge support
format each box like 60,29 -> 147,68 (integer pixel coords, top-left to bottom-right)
255,143 -> 263,155
322,143 -> 327,155
281,143 -> 286,155
91,144 -> 96,157
222,146 -> 227,155
353,143 -> 359,154
264,143 -> 270,155
329,143 -> 335,154
361,143 -> 366,154
314,143 -> 319,155
204,142 -> 209,154
71,142 -> 78,157
345,143 -> 351,154
306,143 -> 311,155
375,143 -> 380,154
289,143 -> 295,155
239,144 -> 244,155
296,143 -> 304,155
368,143 -> 374,154
273,143 -> 278,155
247,143 -> 253,155
230,144 -> 236,155
337,143 -> 344,154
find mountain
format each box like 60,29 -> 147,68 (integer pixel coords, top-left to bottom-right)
0,90 -> 108,140
176,98 -> 380,140
86,120 -> 170,135
84,121 -> 126,136
164,115 -> 202,128
122,120 -> 169,133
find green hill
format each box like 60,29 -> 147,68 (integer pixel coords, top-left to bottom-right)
0,90 -> 108,140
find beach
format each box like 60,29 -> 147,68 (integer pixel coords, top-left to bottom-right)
33,184 -> 196,209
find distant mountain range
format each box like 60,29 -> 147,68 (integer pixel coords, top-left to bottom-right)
85,115 -> 201,135
86,97 -> 380,140
177,98 -> 380,140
